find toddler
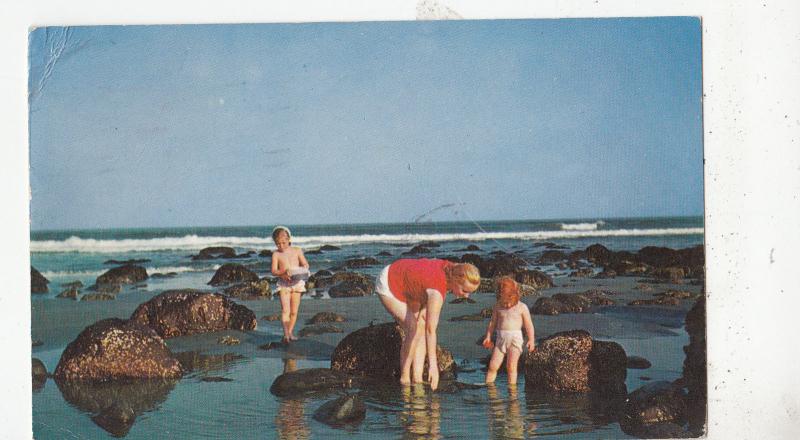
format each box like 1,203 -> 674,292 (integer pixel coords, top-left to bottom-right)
270,226 -> 309,342
482,277 -> 535,385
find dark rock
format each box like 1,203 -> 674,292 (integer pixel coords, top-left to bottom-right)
683,297 -> 706,435
402,245 -> 432,255
343,257 -> 380,268
513,269 -> 555,291
319,272 -> 374,298
201,376 -> 233,382
61,280 -> 84,288
269,368 -> 355,397
104,258 -> 151,265
222,279 -> 272,299
305,249 -> 323,255
479,307 -> 493,318
89,283 -> 122,294
261,314 -> 281,321
536,250 -> 566,264
376,251 -> 392,257
192,246 -> 236,260
449,297 -> 476,304
448,313 -> 485,322
31,266 -> 49,293
523,330 -> 627,396
531,291 -> 614,315
320,245 -> 341,251
585,244 -> 612,264
306,312 -> 346,324
130,289 -> 257,338
627,356 -> 652,369
593,269 -> 617,279
258,249 -> 273,257
150,272 -> 178,279
54,318 -> 183,381
96,264 -> 148,286
298,324 -> 343,337
569,268 -> 594,278
458,244 -> 481,252
81,293 -> 116,301
331,322 -> 457,381
217,335 -> 240,345
259,341 -> 286,351
313,394 -> 366,427
628,297 -> 681,306
567,250 -> 587,261
651,267 -> 686,282
635,283 -> 655,292
32,358 -> 47,390
656,290 -> 694,299
55,377 -> 177,437
57,287 -> 80,300
620,381 -> 688,438
208,263 -> 259,286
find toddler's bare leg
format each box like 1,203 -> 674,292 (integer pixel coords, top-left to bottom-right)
279,288 -> 292,342
485,347 -> 505,384
506,347 -> 522,385
288,290 -> 302,340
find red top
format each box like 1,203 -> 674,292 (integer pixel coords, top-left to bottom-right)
387,258 -> 453,304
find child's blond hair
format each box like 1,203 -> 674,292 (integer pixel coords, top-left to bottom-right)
495,276 -> 521,309
445,263 -> 481,288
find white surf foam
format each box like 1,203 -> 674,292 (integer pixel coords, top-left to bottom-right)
31,227 -> 704,254
560,220 -> 605,231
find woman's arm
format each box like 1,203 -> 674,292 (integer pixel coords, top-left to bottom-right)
425,289 -> 444,390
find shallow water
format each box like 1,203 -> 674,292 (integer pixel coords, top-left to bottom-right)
31,219 -> 702,438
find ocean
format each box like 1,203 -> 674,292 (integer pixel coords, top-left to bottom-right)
31,217 -> 704,439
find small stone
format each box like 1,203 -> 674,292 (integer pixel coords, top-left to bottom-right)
218,335 -> 240,345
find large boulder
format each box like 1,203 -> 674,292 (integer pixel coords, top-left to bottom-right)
130,289 -> 257,338
536,250 -> 566,264
531,291 -> 614,315
54,318 -> 183,381
313,394 -> 366,427
269,368 -> 355,397
619,381 -> 688,438
585,244 -> 612,264
683,297 -> 707,435
524,330 -> 627,396
208,263 -> 259,286
31,266 -> 49,293
313,272 -> 374,297
222,279 -> 272,299
331,322 -> 457,381
192,246 -> 236,260
306,312 -> 346,324
96,264 -> 148,286
513,269 -> 555,291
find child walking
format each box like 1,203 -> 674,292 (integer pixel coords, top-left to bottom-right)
482,277 -> 535,385
270,226 -> 309,343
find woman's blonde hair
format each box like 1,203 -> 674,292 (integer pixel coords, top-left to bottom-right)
445,263 -> 481,288
496,276 -> 521,308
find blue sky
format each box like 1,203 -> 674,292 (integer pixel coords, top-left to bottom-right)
28,18 -> 702,230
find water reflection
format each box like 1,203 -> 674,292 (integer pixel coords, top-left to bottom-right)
487,384 -> 530,439
400,384 -> 441,439
55,378 -> 177,437
522,389 -> 623,436
174,351 -> 245,375
275,358 -> 311,440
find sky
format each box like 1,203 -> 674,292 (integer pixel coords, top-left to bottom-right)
28,18 -> 703,230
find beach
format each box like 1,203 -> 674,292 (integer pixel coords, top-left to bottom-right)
31,219 -> 704,438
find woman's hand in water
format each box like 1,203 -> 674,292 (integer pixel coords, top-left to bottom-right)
428,365 -> 439,391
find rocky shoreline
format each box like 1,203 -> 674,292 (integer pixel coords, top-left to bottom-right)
32,242 -> 706,438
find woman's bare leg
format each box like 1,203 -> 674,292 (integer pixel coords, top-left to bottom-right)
411,312 -> 427,383
400,305 -> 422,385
